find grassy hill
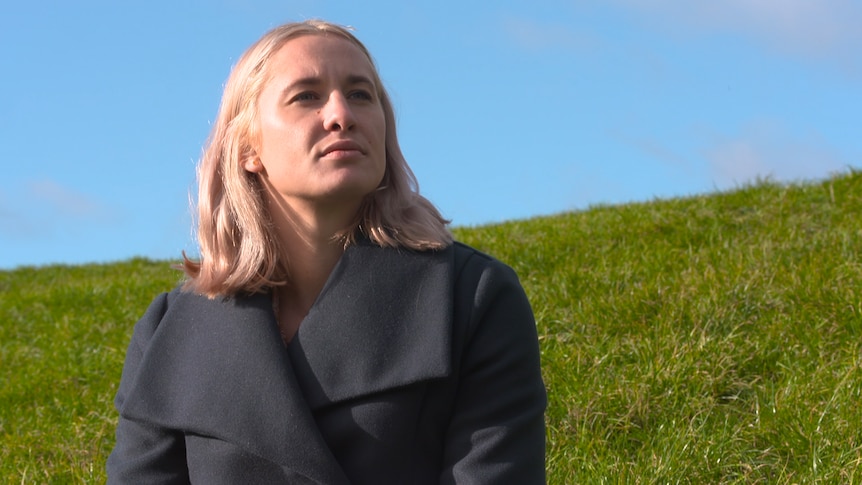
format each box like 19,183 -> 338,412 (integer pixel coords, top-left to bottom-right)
2,171 -> 861,483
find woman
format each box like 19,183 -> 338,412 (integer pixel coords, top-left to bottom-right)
107,20 -> 546,484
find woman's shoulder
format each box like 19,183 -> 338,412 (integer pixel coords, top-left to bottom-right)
135,287 -> 201,326
131,286 -> 270,341
450,241 -> 522,286
451,241 -> 497,263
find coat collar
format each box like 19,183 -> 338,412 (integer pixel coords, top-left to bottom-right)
119,242 -> 454,483
288,240 -> 454,408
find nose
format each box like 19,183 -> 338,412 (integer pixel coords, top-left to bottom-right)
322,91 -> 356,132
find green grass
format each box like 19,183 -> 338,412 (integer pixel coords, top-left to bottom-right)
3,171 -> 862,483
0,261 -> 184,483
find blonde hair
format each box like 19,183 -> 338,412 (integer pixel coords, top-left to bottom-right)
182,20 -> 451,297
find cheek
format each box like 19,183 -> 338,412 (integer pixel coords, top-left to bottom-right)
259,124 -> 303,164
376,111 -> 387,140
371,113 -> 387,155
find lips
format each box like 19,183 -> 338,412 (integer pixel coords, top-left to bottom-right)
320,140 -> 365,158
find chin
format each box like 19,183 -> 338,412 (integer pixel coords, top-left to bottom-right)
331,173 -> 383,196
315,181 -> 377,205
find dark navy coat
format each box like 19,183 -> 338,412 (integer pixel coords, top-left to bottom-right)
107,241 -> 546,484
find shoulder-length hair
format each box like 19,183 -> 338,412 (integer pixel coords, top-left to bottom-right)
182,20 -> 452,297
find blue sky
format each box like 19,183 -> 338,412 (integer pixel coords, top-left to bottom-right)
1,0 -> 859,269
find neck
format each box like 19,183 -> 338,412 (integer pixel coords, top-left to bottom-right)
264,191 -> 360,316
258,177 -> 366,343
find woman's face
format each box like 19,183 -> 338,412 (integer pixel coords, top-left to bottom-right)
250,34 -> 386,215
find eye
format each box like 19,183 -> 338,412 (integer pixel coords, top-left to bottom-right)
290,91 -> 318,103
348,89 -> 374,101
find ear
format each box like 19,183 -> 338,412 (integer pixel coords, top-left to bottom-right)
243,156 -> 264,173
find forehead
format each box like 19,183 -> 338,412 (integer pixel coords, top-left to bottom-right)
267,34 -> 377,80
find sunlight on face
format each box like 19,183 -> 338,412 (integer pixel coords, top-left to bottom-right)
251,34 -> 387,215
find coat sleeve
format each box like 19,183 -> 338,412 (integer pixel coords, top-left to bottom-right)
441,254 -> 547,484
106,292 -> 191,485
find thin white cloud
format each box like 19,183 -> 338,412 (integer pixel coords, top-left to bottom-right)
610,129 -> 692,169
610,0 -> 862,74
501,15 -> 599,52
0,194 -> 41,240
27,179 -> 110,219
703,121 -> 849,188
1,180 -> 121,242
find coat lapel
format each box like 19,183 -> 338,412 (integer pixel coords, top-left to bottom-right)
119,291 -> 350,485
288,242 -> 455,409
